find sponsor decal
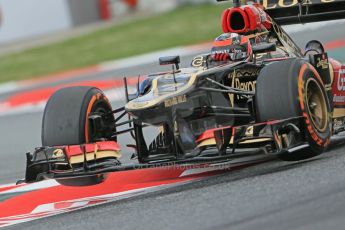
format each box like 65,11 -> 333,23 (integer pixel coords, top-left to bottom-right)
127,101 -> 150,109
234,78 -> 256,92
191,56 -> 205,67
230,69 -> 258,93
316,56 -> 329,69
334,95 -> 345,103
261,0 -> 341,10
337,69 -> 345,91
164,95 -> 187,107
245,126 -> 254,136
231,69 -> 260,78
52,149 -> 64,159
271,20 -> 302,57
229,69 -> 258,104
333,68 -> 345,106
212,48 -> 243,55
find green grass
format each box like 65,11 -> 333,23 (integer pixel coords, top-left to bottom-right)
0,4 -> 227,83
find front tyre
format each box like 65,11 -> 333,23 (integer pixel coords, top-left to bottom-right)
255,59 -> 331,161
42,86 -> 114,146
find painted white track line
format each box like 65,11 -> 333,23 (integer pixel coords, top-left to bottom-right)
0,82 -> 20,95
0,180 -> 59,195
0,180 -> 197,228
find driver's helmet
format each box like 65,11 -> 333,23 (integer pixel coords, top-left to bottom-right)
211,33 -> 250,62
304,40 -> 325,56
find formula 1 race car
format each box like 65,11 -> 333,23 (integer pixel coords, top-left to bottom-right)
24,0 -> 345,185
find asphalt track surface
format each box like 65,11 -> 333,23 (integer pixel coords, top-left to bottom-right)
1,21 -> 345,229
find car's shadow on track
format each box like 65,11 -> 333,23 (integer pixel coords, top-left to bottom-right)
329,133 -> 345,149
116,135 -> 345,202
144,134 -> 345,195
82,154 -> 328,211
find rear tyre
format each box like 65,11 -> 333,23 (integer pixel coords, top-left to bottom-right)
255,59 -> 331,161
42,86 -> 114,146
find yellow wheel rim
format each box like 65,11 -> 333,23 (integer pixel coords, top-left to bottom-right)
305,78 -> 328,133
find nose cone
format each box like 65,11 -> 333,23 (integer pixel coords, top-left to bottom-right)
125,69 -> 198,125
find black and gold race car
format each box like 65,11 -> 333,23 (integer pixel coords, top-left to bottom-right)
24,0 -> 345,185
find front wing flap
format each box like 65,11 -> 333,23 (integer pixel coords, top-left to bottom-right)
25,141 -> 121,183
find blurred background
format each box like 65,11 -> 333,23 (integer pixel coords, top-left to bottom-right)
0,0 -> 343,83
0,0 -> 226,83
0,0 -> 215,46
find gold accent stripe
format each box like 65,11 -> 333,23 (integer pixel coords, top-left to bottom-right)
333,108 -> 345,118
197,139 -> 216,148
69,150 -> 121,165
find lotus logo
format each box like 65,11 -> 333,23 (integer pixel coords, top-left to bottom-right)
337,69 -> 345,91
53,149 -> 64,158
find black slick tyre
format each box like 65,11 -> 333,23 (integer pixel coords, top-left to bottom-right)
42,86 -> 114,146
255,59 -> 331,161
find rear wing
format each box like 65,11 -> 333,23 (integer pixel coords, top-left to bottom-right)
262,0 -> 345,25
217,0 -> 345,25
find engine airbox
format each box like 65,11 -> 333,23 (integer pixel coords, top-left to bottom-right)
221,5 -> 271,34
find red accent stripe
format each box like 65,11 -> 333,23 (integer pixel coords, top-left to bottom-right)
64,141 -> 121,158
196,126 -> 232,142
196,120 -> 280,143
324,39 -> 345,50
19,65 -> 100,86
5,77 -> 138,108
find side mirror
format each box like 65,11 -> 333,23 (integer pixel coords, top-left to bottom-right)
252,43 -> 276,54
159,56 -> 180,70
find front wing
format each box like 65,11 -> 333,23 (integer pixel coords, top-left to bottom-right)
23,117 -> 308,184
